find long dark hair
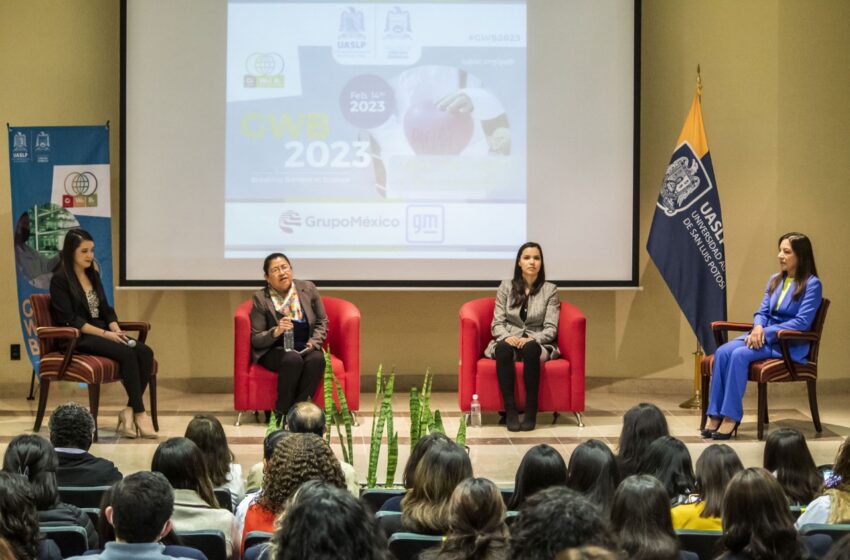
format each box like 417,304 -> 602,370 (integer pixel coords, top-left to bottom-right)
763,428 -> 822,506
611,475 -> 680,560
184,415 -> 236,487
57,228 -> 105,304
151,437 -> 218,508
510,242 -> 546,308
616,403 -> 669,478
721,468 -> 805,560
402,442 -> 473,534
566,440 -> 620,516
271,480 -> 390,560
0,472 -> 41,560
1,434 -> 60,510
509,444 -> 567,510
694,444 -> 743,518
637,436 -> 695,502
424,478 -> 509,560
403,432 -> 452,489
768,232 -> 818,300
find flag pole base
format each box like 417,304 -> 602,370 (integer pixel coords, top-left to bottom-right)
678,393 -> 701,409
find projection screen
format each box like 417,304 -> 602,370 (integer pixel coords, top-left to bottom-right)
121,0 -> 639,287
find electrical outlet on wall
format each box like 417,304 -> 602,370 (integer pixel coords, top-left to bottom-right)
10,344 -> 21,360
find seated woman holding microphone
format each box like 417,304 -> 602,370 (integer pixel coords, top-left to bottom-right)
703,232 -> 822,440
250,253 -> 327,420
50,229 -> 157,438
485,242 -> 560,432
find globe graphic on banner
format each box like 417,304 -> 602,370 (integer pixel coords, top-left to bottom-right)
71,173 -> 90,195
255,55 -> 275,75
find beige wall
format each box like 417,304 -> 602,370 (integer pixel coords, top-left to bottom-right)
2,1 -> 848,393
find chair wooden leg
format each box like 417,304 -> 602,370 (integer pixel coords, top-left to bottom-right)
149,376 -> 159,432
700,373 -> 710,430
88,384 -> 101,443
807,379 -> 822,433
33,378 -> 50,432
757,382 -> 767,440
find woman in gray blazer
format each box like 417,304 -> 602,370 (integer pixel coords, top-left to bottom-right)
485,242 -> 560,431
250,253 -> 328,418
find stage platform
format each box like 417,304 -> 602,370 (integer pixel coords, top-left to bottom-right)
1,384 -> 847,485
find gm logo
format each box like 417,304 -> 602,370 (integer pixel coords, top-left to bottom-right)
279,211 -> 301,234
62,171 -> 99,208
406,205 -> 444,244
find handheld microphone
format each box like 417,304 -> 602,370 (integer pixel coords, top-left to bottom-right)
126,338 -> 137,348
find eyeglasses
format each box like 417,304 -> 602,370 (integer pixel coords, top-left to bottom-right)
268,265 -> 291,274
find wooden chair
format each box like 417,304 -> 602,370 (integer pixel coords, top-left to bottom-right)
30,293 -> 159,442
700,299 -> 829,440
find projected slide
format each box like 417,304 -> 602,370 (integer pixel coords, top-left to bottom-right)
225,1 -> 527,259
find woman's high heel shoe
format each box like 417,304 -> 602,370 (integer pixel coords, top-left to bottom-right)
116,407 -> 137,439
712,421 -> 740,440
134,412 -> 158,439
700,427 -> 717,438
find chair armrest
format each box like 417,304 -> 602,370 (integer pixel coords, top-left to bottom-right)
709,321 -> 753,349
776,329 -> 819,381
557,301 -> 586,412
117,321 -> 151,343
35,327 -> 79,380
36,326 -> 80,341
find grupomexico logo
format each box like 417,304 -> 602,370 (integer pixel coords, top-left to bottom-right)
244,52 -> 285,89
657,143 -> 713,217
12,131 -> 29,162
62,171 -> 98,209
279,211 -> 302,234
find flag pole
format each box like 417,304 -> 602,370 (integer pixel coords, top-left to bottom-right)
679,64 -> 704,411
679,339 -> 703,409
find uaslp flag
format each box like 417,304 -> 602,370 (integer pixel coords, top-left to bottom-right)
647,91 -> 727,354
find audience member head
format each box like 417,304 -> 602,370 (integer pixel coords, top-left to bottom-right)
721,467 -> 804,560
264,429 -> 291,462
402,440 -> 473,534
833,436 -> 850,489
554,547 -> 621,560
509,486 -> 617,560
184,414 -> 236,487
270,480 -> 389,560
107,472 -> 174,544
509,444 -> 567,510
0,472 -> 41,560
2,434 -> 59,509
610,475 -> 680,560
151,437 -> 218,508
637,435 -> 695,502
565,440 -> 620,516
286,401 -> 326,436
694,443 -> 744,518
616,403 -> 669,477
425,477 -> 509,560
48,402 -> 95,451
259,433 -> 345,515
763,428 -> 822,505
402,431 -> 453,489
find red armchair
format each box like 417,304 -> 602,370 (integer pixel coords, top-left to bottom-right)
458,297 -> 586,425
233,296 -> 360,423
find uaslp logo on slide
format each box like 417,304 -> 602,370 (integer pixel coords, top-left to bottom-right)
63,171 -> 98,209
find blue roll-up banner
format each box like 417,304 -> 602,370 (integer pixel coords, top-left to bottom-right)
8,125 -> 113,372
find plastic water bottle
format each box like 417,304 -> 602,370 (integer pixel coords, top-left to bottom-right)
470,394 -> 482,428
283,330 -> 294,351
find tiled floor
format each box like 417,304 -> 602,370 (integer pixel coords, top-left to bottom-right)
1,383 -> 847,486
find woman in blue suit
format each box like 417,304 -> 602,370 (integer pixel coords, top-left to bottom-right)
703,232 -> 822,440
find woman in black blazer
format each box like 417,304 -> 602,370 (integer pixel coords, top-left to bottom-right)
249,252 -> 328,418
49,229 -> 156,438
